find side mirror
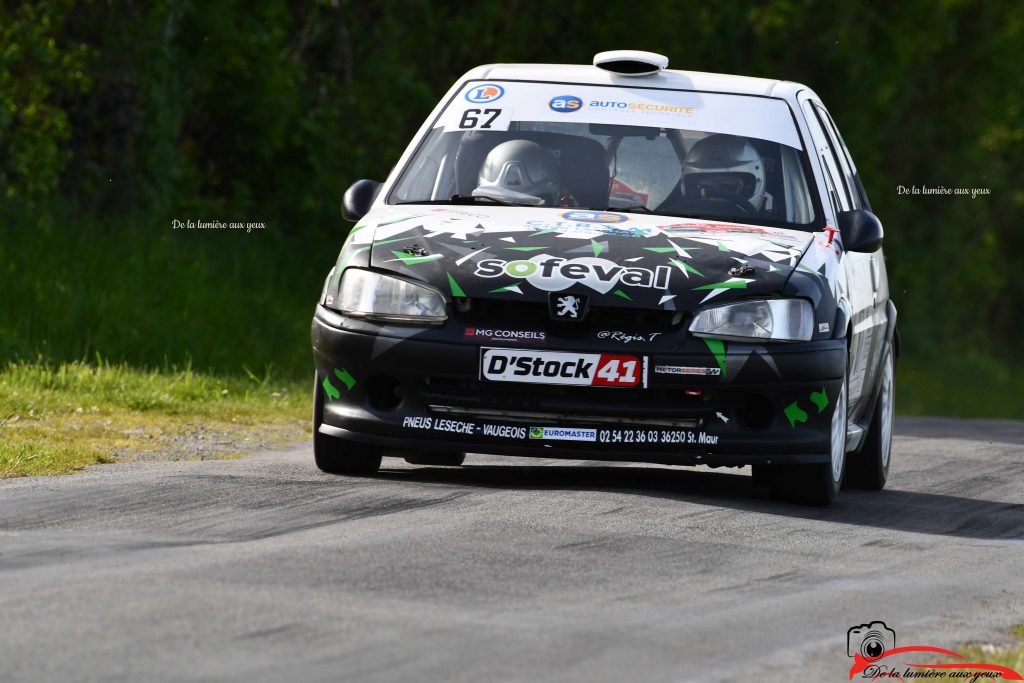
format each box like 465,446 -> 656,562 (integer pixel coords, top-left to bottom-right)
341,179 -> 382,222
837,209 -> 883,253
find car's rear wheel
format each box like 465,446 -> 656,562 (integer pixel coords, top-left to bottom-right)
772,367 -> 848,506
404,451 -> 466,467
847,347 -> 894,490
312,372 -> 382,475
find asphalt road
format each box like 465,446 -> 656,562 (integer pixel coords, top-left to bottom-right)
1,416 -> 1022,683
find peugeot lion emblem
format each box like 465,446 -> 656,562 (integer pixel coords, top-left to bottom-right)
549,292 -> 589,321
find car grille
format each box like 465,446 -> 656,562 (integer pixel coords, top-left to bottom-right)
452,298 -> 686,336
420,377 -> 708,428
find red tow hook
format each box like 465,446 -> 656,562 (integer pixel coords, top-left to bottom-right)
824,226 -> 839,244
684,389 -> 702,397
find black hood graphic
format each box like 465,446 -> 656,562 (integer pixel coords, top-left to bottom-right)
353,206 -> 817,312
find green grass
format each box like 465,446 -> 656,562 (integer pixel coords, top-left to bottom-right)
943,625 -> 1024,677
0,360 -> 309,478
1,352 -> 1021,479
0,207 -> 332,379
896,353 -> 1024,420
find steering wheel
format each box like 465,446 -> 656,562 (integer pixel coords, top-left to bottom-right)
695,197 -> 753,218
656,196 -> 754,219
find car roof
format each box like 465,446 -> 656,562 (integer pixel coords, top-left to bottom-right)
461,63 -> 810,102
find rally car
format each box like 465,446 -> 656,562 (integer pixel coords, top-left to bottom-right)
311,50 -> 896,505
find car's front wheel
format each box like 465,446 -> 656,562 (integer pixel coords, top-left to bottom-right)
773,369 -> 848,506
312,372 -> 382,475
847,346 -> 894,490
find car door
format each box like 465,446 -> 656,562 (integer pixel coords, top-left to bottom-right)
797,93 -> 877,418
811,103 -> 889,419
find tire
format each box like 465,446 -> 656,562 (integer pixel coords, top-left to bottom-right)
847,347 -> 894,490
312,372 -> 382,475
773,365 -> 849,506
403,451 -> 466,467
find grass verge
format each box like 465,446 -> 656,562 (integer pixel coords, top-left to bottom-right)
0,360 -> 309,478
947,625 -> 1024,676
3,350 -> 1020,479
896,353 -> 1024,420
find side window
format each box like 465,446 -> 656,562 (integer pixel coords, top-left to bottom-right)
780,146 -> 813,224
801,100 -> 851,215
817,106 -> 872,210
813,104 -> 863,210
391,128 -> 456,201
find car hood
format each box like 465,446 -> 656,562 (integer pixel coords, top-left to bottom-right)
351,206 -> 816,312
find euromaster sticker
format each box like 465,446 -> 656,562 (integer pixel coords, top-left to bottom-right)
528,427 -> 597,442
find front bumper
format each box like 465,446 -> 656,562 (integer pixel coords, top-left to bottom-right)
311,306 -> 845,466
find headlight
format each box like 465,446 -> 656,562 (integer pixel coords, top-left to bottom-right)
335,268 -> 447,324
689,299 -> 814,341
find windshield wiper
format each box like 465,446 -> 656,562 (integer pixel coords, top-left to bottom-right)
656,211 -> 716,220
394,194 -> 523,207
607,204 -> 653,214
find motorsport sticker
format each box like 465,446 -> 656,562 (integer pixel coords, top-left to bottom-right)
481,348 -> 646,388
528,426 -> 597,442
465,328 -> 546,344
475,255 -> 671,294
654,365 -> 722,376
560,210 -> 628,224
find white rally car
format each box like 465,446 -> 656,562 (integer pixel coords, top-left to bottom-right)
312,51 -> 895,505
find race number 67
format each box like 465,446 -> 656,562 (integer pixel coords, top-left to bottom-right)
459,108 -> 501,129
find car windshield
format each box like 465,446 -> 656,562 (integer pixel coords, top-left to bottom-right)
389,80 -> 822,231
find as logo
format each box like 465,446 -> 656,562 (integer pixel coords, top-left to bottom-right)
465,83 -> 504,103
549,95 -> 583,113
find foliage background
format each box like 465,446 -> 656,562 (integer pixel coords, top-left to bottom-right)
1,0 -> 1021,416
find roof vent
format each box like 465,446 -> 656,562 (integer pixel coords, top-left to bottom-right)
593,50 -> 668,76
